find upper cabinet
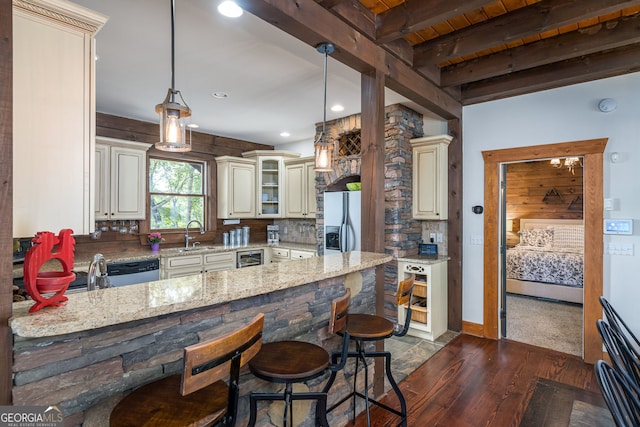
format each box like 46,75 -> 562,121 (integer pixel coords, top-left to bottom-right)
284,157 -> 317,219
242,151 -> 300,218
216,156 -> 257,219
95,137 -> 151,221
410,135 -> 452,220
12,0 -> 107,237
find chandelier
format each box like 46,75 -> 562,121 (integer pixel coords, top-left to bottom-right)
550,157 -> 582,174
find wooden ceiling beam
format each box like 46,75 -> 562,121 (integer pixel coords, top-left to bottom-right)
238,0 -> 461,119
461,44 -> 640,104
320,0 -> 420,77
414,0 -> 640,69
442,13 -> 640,87
375,0 -> 494,44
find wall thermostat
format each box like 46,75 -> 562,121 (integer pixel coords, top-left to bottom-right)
604,219 -> 633,235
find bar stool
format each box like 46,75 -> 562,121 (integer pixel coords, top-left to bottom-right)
247,289 -> 351,427
110,313 -> 264,427
324,274 -> 415,426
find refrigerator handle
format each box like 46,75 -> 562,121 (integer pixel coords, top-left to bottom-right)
338,224 -> 345,252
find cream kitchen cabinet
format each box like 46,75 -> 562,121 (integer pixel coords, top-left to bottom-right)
270,247 -> 290,263
161,251 -> 237,278
284,157 -> 317,218
242,151 -> 300,218
290,249 -> 317,259
204,252 -> 236,272
95,137 -> 151,221
397,259 -> 448,341
161,254 -> 204,279
12,0 -> 107,237
216,156 -> 257,219
410,135 -> 452,220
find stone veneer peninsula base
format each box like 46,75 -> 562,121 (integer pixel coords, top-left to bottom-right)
9,251 -> 391,426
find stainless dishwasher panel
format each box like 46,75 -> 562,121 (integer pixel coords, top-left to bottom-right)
107,258 -> 160,286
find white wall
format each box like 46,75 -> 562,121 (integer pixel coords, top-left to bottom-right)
462,72 -> 640,329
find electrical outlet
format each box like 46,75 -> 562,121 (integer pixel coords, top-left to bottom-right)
429,233 -> 436,242
436,233 -> 443,243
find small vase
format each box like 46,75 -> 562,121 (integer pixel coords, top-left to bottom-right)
150,242 -> 160,253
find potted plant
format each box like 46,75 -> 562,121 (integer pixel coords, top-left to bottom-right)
147,232 -> 163,253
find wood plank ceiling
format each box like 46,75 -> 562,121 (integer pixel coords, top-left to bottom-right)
316,0 -> 640,105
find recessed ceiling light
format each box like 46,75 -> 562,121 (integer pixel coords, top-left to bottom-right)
217,1 -> 243,18
211,92 -> 229,99
187,123 -> 199,129
331,104 -> 344,112
280,131 -> 290,137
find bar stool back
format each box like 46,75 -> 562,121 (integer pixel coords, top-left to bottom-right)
110,313 -> 264,427
247,289 -> 351,427
324,274 -> 415,426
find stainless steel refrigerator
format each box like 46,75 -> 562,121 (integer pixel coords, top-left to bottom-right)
324,191 -> 361,254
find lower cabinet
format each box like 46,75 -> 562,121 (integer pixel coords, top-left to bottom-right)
397,260 -> 448,341
270,247 -> 290,263
161,254 -> 203,279
290,249 -> 317,260
161,252 -> 236,279
204,252 -> 236,272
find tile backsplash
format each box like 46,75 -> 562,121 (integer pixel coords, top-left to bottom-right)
421,221 -> 448,256
274,219 -> 317,244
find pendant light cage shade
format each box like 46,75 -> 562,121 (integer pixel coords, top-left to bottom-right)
155,0 -> 192,152
156,89 -> 192,152
314,42 -> 335,171
314,132 -> 334,171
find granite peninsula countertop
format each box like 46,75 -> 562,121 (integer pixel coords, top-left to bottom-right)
10,251 -> 391,338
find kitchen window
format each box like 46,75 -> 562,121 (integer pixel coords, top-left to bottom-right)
149,158 -> 205,230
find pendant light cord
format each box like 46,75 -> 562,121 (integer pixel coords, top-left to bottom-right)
170,0 -> 176,98
322,49 -> 327,136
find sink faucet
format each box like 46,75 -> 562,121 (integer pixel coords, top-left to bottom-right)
185,220 -> 205,249
87,253 -> 111,290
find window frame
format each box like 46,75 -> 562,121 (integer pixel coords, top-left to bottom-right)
148,154 -> 208,233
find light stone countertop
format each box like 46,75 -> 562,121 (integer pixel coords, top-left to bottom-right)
10,251 -> 391,338
12,242 -> 317,277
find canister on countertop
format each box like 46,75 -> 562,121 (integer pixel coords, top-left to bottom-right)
242,226 -> 250,246
229,229 -> 236,248
223,232 -> 229,247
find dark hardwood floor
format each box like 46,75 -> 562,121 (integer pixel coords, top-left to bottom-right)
353,334 -> 603,426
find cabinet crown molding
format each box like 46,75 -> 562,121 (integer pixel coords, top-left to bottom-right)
96,136 -> 152,151
13,0 -> 108,33
410,134 -> 453,147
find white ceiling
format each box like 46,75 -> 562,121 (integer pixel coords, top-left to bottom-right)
73,0 -> 426,149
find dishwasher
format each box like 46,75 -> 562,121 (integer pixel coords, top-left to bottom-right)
107,258 -> 160,287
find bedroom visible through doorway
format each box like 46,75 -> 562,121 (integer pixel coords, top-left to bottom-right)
500,159 -> 584,356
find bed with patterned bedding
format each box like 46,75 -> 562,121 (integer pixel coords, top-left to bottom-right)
506,219 -> 584,304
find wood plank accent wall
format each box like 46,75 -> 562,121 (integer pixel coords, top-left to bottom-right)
506,159 -> 584,247
0,0 -> 12,405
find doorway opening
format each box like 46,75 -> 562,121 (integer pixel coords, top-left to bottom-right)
499,159 -> 584,356
482,138 -> 606,364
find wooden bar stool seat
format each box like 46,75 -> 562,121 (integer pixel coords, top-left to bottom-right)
248,290 -> 351,427
324,274 -> 415,427
110,313 -> 264,427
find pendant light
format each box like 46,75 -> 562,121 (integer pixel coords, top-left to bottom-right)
155,0 -> 192,152
314,42 -> 335,171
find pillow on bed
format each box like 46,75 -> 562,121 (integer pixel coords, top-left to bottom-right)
519,228 -> 553,247
552,225 -> 584,249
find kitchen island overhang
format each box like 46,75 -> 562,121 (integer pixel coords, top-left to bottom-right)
10,251 -> 391,338
9,251 -> 391,426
